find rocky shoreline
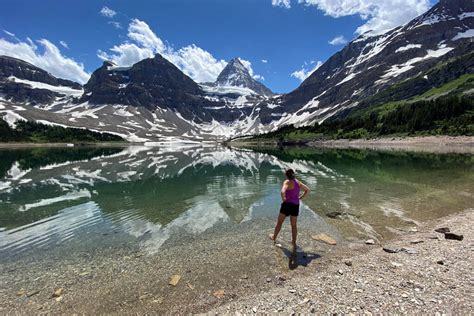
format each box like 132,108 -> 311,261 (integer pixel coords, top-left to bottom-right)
210,209 -> 473,314
231,136 -> 474,154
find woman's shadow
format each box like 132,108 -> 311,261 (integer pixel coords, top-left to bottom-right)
278,245 -> 321,270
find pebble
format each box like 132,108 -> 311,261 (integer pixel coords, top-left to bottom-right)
52,288 -> 64,298
338,270 -> 344,275
344,260 -> 353,266
383,246 -> 401,253
213,289 -> 225,299
26,290 -> 40,297
401,247 -> 417,255
266,277 -> 272,283
410,239 -> 424,244
434,227 -> 450,233
169,275 -> 181,286
365,239 -> 375,245
444,233 -> 463,241
289,289 -> 296,293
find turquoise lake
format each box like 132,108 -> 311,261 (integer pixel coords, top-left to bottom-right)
0,145 -> 472,264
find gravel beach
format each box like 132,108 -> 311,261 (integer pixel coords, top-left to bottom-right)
210,209 -> 473,314
1,209 -> 472,314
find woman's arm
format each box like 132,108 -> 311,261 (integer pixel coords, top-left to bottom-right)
298,180 -> 311,200
281,180 -> 289,202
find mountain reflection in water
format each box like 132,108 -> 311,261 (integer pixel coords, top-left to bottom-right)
0,145 -> 472,260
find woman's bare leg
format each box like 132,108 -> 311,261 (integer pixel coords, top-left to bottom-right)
270,213 -> 287,242
290,216 -> 298,251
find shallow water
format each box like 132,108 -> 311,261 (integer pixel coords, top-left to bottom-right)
0,145 -> 472,265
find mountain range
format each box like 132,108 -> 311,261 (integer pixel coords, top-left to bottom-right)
0,0 -> 472,143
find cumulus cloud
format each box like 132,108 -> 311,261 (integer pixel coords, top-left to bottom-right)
239,58 -> 264,81
0,37 -> 90,84
274,0 -> 431,35
100,6 -> 117,18
261,59 -> 268,63
272,0 -> 291,8
59,40 -> 69,49
291,60 -> 323,81
167,45 -> 227,82
99,19 -> 260,83
108,21 -> 122,29
329,35 -> 348,45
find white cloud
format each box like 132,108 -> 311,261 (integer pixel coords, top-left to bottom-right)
276,0 -> 431,35
99,19 -> 261,83
272,0 -> 291,8
168,45 -> 227,82
291,60 -> 323,81
239,58 -> 263,81
329,35 -> 348,45
100,6 -> 117,18
0,37 -> 90,84
108,21 -> 122,29
3,30 -> 15,37
59,40 -> 69,49
262,59 -> 268,63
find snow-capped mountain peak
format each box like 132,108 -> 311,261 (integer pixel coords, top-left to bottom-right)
214,57 -> 273,97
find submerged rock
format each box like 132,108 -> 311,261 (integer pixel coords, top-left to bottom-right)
312,233 -> 337,245
435,227 -> 450,233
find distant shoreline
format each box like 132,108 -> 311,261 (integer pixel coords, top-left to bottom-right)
0,142 -> 130,149
230,136 -> 474,154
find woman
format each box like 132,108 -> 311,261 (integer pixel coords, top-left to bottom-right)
270,169 -> 310,251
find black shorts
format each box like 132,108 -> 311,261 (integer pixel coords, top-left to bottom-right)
280,202 -> 300,217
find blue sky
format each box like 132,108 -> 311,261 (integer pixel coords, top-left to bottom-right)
0,0 -> 435,93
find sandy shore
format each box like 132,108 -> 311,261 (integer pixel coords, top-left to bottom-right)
231,136 -> 474,154
210,209 -> 473,314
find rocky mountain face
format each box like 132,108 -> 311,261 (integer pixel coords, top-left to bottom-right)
211,58 -> 273,97
79,56 -> 221,122
263,0 -> 474,127
0,55 -> 82,105
0,0 -> 472,142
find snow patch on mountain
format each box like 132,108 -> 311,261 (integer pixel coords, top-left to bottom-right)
2,110 -> 27,128
458,12 -> 474,20
452,29 -> 474,40
395,44 -> 422,53
379,46 -> 454,82
7,76 -> 83,97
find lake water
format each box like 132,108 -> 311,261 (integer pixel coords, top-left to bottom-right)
0,145 -> 473,267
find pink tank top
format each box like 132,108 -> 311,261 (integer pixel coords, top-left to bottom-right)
285,179 -> 300,205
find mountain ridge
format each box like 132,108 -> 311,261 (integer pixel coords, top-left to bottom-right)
0,0 -> 472,142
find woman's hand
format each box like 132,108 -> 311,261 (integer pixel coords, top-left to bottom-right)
298,180 -> 311,200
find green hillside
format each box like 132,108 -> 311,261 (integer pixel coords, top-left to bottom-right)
246,53 -> 474,143
0,119 -> 125,143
